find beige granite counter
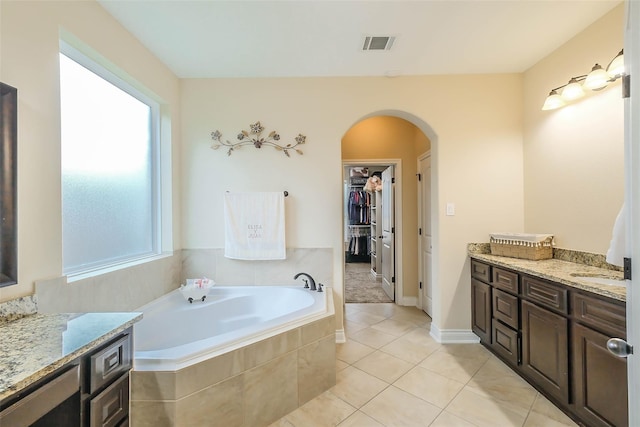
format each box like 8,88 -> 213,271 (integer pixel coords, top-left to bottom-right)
468,244 -> 626,303
0,312 -> 142,401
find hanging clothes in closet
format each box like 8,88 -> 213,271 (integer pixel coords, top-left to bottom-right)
347,226 -> 371,256
348,190 -> 370,225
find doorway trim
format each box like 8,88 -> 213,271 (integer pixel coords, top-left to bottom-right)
342,159 -> 404,304
417,150 -> 431,314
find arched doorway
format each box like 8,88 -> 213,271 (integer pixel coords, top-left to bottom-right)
341,114 -> 436,316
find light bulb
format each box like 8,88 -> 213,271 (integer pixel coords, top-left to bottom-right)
542,90 -> 565,110
584,64 -> 609,90
561,78 -> 585,101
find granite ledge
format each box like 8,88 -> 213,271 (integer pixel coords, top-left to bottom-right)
468,244 -> 625,303
0,312 -> 142,401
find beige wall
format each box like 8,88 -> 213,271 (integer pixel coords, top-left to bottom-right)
342,116 -> 431,299
523,5 -> 624,253
2,0 -> 528,336
181,75 -> 524,333
0,1 -> 182,303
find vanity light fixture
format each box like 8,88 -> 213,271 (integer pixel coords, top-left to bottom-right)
541,49 -> 625,110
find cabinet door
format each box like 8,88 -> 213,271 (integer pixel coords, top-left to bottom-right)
471,278 -> 491,343
521,300 -> 569,404
573,323 -> 628,427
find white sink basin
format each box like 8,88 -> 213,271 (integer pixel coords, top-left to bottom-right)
570,274 -> 626,288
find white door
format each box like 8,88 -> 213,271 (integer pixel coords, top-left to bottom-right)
626,1 -> 639,423
381,167 -> 395,301
418,153 -> 432,316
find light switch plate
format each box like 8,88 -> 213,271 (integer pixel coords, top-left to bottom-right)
446,203 -> 455,216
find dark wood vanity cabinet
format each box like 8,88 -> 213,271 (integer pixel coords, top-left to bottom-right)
0,328 -> 132,427
470,259 -> 628,427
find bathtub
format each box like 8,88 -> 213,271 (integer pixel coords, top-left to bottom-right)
134,285 -> 329,371
131,285 -> 336,426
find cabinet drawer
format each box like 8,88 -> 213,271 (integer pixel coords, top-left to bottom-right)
90,373 -> 129,427
492,289 -> 518,329
89,334 -> 132,394
572,292 -> 626,338
492,320 -> 519,366
471,260 -> 491,283
492,267 -> 519,294
522,276 -> 567,314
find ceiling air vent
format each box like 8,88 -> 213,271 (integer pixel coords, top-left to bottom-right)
362,36 -> 395,51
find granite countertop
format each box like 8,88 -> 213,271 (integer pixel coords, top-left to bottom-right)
468,245 -> 626,303
0,312 -> 142,401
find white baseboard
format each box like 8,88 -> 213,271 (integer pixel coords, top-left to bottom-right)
430,324 -> 481,344
398,296 -> 417,307
335,329 -> 346,343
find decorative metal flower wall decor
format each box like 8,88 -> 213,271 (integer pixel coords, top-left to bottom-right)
210,121 -> 306,157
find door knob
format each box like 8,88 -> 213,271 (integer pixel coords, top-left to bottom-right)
606,338 -> 634,358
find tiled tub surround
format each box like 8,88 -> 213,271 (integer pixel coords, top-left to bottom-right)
0,312 -> 141,400
181,248 -> 332,287
130,290 -> 336,426
468,244 -> 625,302
35,251 -> 181,313
31,248 -> 330,315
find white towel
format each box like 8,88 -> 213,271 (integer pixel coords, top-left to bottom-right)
606,204 -> 626,267
224,192 -> 286,260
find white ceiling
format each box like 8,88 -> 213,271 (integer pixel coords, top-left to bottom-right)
97,0 -> 621,79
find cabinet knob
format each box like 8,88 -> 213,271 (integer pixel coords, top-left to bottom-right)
606,338 -> 634,358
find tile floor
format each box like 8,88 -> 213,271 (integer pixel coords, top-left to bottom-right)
271,303 -> 579,427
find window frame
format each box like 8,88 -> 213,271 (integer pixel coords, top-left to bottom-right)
60,41 -> 162,277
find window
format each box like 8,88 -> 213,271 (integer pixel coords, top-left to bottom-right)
60,47 -> 160,275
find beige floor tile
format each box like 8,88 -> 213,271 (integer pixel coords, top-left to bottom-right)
446,388 -> 528,427
353,350 -> 414,383
347,302 -> 398,318
439,343 -> 492,360
336,359 -> 350,371
526,394 -> 578,426
361,386 -> 442,426
370,318 -> 416,337
419,349 -> 487,383
523,411 -> 578,427
389,308 -> 431,328
430,410 -> 478,427
380,332 -> 440,364
466,363 -> 537,415
345,319 -> 369,335
337,340 -> 375,364
346,310 -> 387,325
337,410 -> 385,426
331,366 -> 389,408
269,418 -> 296,427
283,390 -> 356,427
350,327 -> 398,349
471,354 -> 517,380
394,366 -> 465,409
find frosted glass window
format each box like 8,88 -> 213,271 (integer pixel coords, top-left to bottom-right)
60,52 -> 159,274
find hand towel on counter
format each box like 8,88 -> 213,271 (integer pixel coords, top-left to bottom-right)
224,192 -> 286,260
